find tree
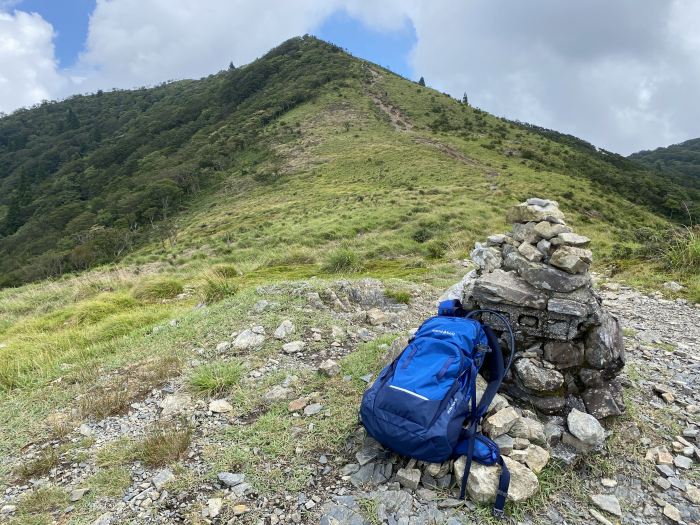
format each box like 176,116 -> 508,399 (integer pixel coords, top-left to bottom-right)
418,77 -> 425,86
66,108 -> 80,129
462,92 -> 469,105
229,61 -> 236,70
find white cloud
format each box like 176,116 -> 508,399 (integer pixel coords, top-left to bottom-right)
0,10 -> 64,114
405,0 -> 700,154
70,0 -> 339,91
1,0 -> 699,153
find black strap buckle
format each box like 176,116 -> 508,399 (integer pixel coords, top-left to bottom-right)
492,508 -> 505,519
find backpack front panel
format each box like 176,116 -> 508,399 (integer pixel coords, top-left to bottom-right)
359,317 -> 488,463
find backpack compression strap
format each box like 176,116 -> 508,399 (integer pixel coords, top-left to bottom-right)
458,309 -> 516,518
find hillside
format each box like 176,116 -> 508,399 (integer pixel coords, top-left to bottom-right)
0,36 -> 699,524
630,137 -> 700,184
0,36 -> 698,288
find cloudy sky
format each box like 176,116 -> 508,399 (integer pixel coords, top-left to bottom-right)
1,0 -> 699,155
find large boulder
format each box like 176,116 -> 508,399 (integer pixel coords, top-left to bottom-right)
506,198 -> 566,225
514,358 -> 564,392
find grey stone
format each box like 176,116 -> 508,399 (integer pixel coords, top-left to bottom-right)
69,488 -> 90,502
273,320 -> 295,340
282,340 -> 306,354
547,298 -> 588,317
534,221 -> 571,239
507,199 -> 566,224
482,406 -> 520,438
674,455 -> 693,469
471,269 -> 548,310
567,409 -> 605,446
318,359 -> 341,377
509,444 -> 550,474
551,232 -> 591,247
218,472 -> 245,487
233,329 -> 266,350
657,464 -> 675,478
514,358 -> 564,392
510,417 -> 547,446
536,238 -> 552,255
506,253 -> 590,292
494,434 -> 514,455
92,514 -> 113,525
159,394 -> 193,417
590,494 -> 621,517
487,234 -> 506,246
396,468 -> 421,490
152,469 -> 175,490
549,246 -> 592,274
304,403 -> 323,416
585,312 -> 625,372
470,243 -> 503,273
663,503 -> 682,523
512,222 -> 540,243
582,384 -> 624,419
518,242 -> 543,262
263,385 -> 292,403
544,341 -> 584,369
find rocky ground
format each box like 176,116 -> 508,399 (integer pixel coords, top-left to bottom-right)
0,275 -> 698,525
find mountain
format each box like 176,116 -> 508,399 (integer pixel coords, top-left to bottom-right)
630,137 -> 700,186
0,35 -> 697,289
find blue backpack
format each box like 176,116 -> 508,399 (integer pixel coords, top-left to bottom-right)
359,299 -> 515,517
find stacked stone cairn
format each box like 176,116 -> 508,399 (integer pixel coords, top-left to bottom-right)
463,197 -> 626,421
340,199 -> 625,509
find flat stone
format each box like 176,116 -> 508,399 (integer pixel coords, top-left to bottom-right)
70,488 -> 90,502
551,232 -> 591,247
206,498 -> 223,519
263,385 -> 292,403
536,238 -> 551,255
282,341 -> 306,354
494,434 -> 514,455
209,399 -> 233,413
483,407 -> 520,438
504,253 -> 590,292
547,298 -> 588,317
287,397 -> 308,412
590,494 -> 621,517
510,417 -> 547,445
674,455 -> 693,469
685,485 -> 700,504
304,403 -> 323,416
152,469 -> 175,490
654,476 -> 671,490
366,308 -> 390,326
663,503 -> 682,523
396,468 -> 421,490
514,358 -> 564,392
567,409 -> 605,447
512,222 -> 540,243
581,383 -> 624,419
233,329 -> 266,350
218,472 -> 245,487
471,269 -> 548,310
92,514 -> 113,525
487,234 -> 506,246
589,508 -> 613,525
600,478 -> 617,488
159,394 -> 193,417
534,221 -> 571,239
656,464 -> 675,478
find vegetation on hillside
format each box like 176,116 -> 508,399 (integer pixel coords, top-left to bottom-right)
630,137 -> 700,181
0,36 -> 697,288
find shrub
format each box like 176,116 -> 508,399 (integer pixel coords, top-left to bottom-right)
132,277 -> 184,301
663,226 -> 700,271
189,361 -> 244,396
323,248 -> 362,273
425,239 -> 448,259
200,273 -> 238,303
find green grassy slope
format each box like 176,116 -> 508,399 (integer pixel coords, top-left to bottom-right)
630,137 -> 700,181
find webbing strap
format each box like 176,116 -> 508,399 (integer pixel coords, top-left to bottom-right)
458,421 -> 477,500
493,456 -> 510,518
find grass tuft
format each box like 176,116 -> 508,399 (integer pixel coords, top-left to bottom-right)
16,448 -> 60,480
189,360 -> 244,396
200,272 -> 239,304
132,277 -> 184,301
322,248 -> 363,273
138,421 -> 193,467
